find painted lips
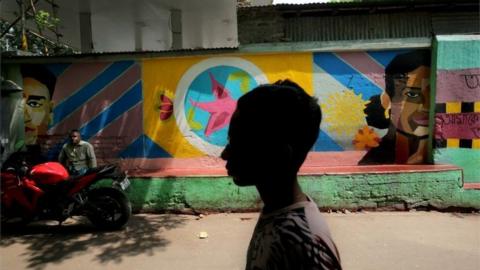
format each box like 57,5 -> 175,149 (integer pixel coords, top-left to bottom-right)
413,114 -> 429,126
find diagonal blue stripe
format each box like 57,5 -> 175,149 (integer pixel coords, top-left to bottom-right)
80,81 -> 142,140
52,61 -> 135,126
119,135 -> 145,158
120,135 -> 171,158
367,49 -> 411,67
313,52 -> 383,100
313,130 -> 343,152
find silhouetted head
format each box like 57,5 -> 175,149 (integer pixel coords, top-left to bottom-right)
221,80 -> 321,187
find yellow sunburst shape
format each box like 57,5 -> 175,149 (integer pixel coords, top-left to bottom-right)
322,90 -> 369,139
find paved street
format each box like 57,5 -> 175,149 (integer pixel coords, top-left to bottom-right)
1,211 -> 479,270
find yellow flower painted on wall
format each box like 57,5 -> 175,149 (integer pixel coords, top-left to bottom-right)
353,126 -> 381,150
322,89 -> 369,139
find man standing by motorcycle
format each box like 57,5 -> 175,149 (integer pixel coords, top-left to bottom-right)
58,129 -> 97,175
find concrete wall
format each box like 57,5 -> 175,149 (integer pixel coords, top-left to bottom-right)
182,2 -> 238,49
238,8 -> 286,44
432,35 -> 480,184
0,0 -> 237,52
100,169 -> 479,212
4,43 -> 480,211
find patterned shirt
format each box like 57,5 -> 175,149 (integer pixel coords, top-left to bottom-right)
58,140 -> 97,172
246,197 -> 342,270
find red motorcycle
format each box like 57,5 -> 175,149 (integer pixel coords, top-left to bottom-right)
1,157 -> 131,230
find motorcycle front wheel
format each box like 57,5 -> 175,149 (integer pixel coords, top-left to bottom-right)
86,187 -> 131,230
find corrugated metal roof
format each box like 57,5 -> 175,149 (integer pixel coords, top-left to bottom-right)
240,0 -> 479,13
238,0 -> 478,44
285,13 -> 432,42
432,12 -> 480,35
1,47 -> 239,61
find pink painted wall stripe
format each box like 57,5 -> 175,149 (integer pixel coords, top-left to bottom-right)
120,151 -> 364,172
436,68 -> 480,103
89,103 -> 143,159
52,62 -> 111,104
463,183 -> 480,189
336,52 -> 386,90
435,113 -> 480,140
118,153 -> 459,177
49,65 -> 141,135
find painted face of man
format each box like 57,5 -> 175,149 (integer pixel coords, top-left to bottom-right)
23,77 -> 53,145
387,65 -> 430,137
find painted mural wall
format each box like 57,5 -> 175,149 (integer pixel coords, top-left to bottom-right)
19,61 -> 143,166
315,50 -> 431,165
433,35 -> 480,184
13,49 -> 432,175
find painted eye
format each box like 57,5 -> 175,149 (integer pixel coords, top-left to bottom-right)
27,100 -> 43,108
405,92 -> 419,98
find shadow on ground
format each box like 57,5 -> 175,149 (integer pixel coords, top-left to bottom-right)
0,214 -> 188,270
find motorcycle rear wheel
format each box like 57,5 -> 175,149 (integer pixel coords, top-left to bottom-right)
86,187 -> 131,230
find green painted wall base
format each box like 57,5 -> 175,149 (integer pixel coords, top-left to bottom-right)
101,169 -> 480,212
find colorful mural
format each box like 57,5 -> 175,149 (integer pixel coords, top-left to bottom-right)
13,49 -> 434,174
312,49 -> 431,166
433,35 -> 480,183
21,61 -> 145,164
142,54 -> 312,158
21,64 -> 56,147
355,50 -> 432,164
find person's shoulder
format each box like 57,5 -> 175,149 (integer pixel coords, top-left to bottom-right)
251,206 -> 342,269
79,140 -> 93,146
270,209 -> 341,269
266,207 -> 311,238
61,142 -> 70,149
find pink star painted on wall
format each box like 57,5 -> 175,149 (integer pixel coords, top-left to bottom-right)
190,73 -> 237,137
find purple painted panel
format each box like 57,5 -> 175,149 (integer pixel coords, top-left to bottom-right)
435,112 -> 480,140
436,68 -> 480,103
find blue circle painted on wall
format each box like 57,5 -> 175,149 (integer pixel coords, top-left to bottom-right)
174,57 -> 268,156
184,65 -> 258,146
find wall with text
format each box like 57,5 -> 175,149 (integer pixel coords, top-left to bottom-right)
433,35 -> 480,183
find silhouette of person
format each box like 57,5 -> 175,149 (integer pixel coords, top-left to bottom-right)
221,80 -> 342,270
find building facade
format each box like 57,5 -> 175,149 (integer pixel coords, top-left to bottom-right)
2,0 -> 479,211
